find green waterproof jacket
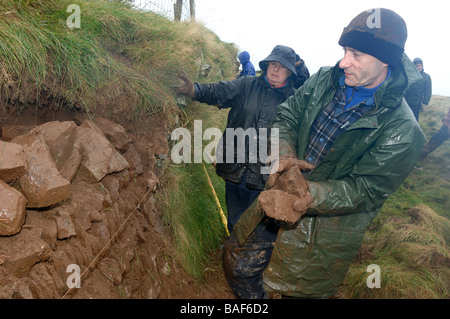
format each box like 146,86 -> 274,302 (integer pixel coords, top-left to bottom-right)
234,54 -> 426,298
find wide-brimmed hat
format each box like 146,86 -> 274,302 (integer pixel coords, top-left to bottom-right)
259,45 -> 297,76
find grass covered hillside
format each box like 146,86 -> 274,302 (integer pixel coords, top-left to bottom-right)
340,96 -> 450,299
0,0 -> 237,124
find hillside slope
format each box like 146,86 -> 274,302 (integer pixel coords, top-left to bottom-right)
0,0 -> 237,124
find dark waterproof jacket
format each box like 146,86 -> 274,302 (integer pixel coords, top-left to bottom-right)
234,53 -> 426,297
194,74 -> 295,190
405,69 -> 432,107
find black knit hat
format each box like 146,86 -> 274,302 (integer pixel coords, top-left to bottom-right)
259,45 -> 297,76
338,8 -> 407,66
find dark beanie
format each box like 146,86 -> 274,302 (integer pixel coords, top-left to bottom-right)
338,8 -> 407,66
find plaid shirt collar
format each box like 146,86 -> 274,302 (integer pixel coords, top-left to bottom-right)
304,86 -> 374,169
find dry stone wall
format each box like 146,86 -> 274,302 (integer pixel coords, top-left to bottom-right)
0,116 -> 170,298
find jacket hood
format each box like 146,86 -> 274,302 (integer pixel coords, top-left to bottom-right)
413,57 -> 424,72
413,57 -> 423,65
238,51 -> 251,65
259,45 -> 297,77
381,53 -> 423,106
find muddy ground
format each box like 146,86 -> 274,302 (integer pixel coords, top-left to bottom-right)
0,105 -> 235,299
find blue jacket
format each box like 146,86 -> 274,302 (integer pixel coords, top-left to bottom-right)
237,51 -> 255,78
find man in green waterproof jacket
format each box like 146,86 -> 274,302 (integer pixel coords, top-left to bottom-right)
223,8 -> 426,299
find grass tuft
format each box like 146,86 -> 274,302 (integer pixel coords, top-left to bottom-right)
0,0 -> 237,122
160,99 -> 230,280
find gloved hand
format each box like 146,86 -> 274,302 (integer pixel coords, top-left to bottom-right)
261,156 -> 314,224
175,71 -> 195,98
267,155 -> 314,189
259,188 -> 313,224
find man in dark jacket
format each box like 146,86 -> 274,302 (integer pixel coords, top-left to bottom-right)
236,51 -> 256,78
405,57 -> 432,121
224,8 -> 425,299
176,45 -> 298,233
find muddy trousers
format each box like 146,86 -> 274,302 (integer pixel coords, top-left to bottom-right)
225,171 -> 261,233
222,218 -> 279,299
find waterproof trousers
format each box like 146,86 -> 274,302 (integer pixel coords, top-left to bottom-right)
225,171 -> 261,233
409,103 -> 421,121
222,218 -> 279,299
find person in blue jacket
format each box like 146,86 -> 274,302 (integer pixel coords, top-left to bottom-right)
236,51 -> 256,78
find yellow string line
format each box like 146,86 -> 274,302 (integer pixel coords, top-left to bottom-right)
0,141 -> 6,163
202,163 -> 229,237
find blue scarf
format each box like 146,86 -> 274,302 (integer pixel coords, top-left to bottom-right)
339,69 -> 391,110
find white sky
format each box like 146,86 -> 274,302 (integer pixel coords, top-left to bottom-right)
194,0 -> 450,96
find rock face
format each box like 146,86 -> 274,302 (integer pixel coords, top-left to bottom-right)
1,234 -> 52,277
2,120 -> 132,208
75,123 -> 130,183
0,116 -> 170,299
0,125 -> 35,142
0,142 -> 27,182
92,117 -> 129,153
11,134 -> 71,208
0,180 -> 27,236
28,121 -> 78,171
